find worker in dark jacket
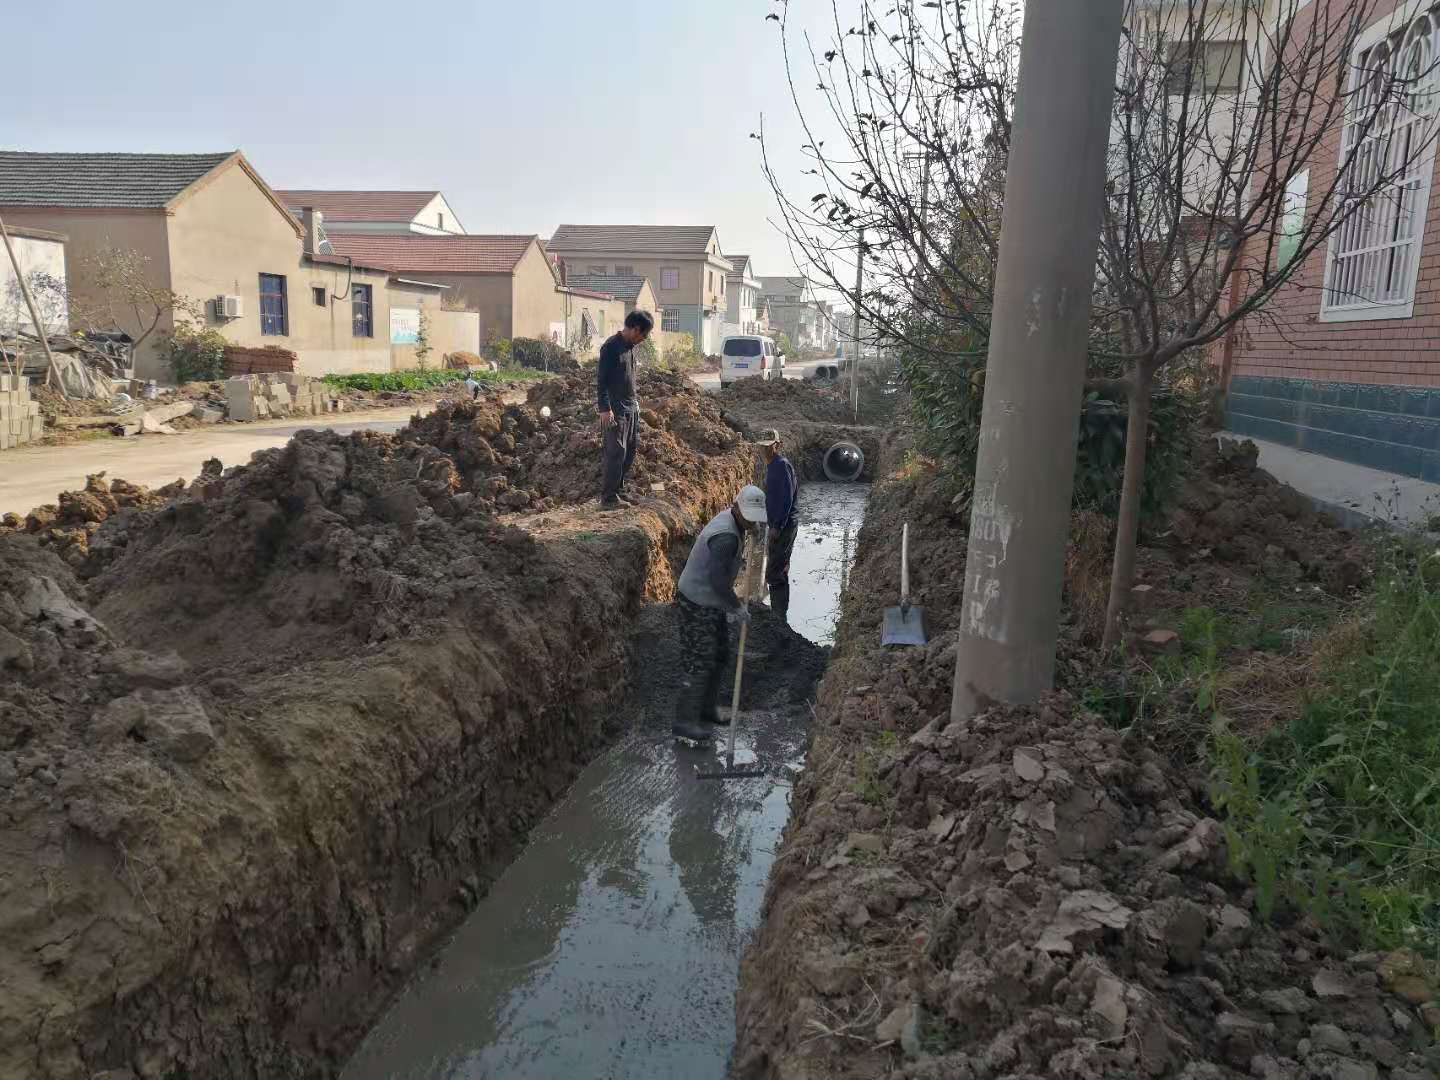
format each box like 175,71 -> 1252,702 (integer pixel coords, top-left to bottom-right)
672,485 -> 769,742
596,309 -> 655,508
758,429 -> 799,623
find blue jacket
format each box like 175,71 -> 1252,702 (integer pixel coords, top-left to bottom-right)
765,455 -> 797,530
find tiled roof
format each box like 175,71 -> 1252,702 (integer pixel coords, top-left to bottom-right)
276,189 -> 439,222
725,254 -> 753,278
561,273 -> 651,302
0,151 -> 235,209
327,233 -> 537,273
548,224 -> 719,256
759,275 -> 808,298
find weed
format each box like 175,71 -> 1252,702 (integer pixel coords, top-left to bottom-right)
321,367 -> 547,394
853,731 -> 899,806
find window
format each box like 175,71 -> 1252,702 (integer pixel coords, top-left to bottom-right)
589,264 -> 608,275
724,338 -> 762,357
660,267 -> 679,291
721,277 -> 726,296
438,212 -> 445,230
312,286 -> 327,307
1322,12 -> 1440,321
661,309 -> 681,332
614,264 -> 634,275
1165,40 -> 1243,95
708,271 -> 714,292
259,273 -> 287,335
352,283 -> 373,337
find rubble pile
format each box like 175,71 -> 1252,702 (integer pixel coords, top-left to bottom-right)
718,376 -> 857,424
738,686 -> 1440,1078
1,474 -> 179,569
0,373 -> 45,450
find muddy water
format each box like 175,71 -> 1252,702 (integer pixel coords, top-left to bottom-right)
344,482 -> 867,1080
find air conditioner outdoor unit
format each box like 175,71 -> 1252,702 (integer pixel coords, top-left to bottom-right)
214,295 -> 243,319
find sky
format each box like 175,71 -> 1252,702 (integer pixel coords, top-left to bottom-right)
4,0 -> 828,282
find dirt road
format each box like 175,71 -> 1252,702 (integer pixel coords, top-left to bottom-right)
0,407 -> 428,518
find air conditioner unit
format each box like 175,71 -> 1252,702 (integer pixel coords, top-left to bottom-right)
214,294 -> 243,319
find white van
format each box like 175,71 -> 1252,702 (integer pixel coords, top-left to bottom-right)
719,335 -> 783,390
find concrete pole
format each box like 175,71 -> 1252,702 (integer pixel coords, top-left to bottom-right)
950,0 -> 1124,721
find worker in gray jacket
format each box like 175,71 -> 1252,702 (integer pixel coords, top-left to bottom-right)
672,484 -> 769,743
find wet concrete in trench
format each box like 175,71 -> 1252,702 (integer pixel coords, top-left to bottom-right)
344,482 -> 868,1079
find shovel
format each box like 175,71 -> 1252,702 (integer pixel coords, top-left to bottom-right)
698,533 -> 767,781
881,522 -> 926,646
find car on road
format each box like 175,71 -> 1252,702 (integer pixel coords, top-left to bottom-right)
719,335 -> 783,390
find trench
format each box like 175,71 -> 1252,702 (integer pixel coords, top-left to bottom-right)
343,481 -> 869,1079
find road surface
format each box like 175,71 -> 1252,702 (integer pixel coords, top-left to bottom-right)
688,355 -> 833,393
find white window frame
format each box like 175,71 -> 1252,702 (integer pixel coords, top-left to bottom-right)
660,267 -> 679,291
1321,5 -> 1440,323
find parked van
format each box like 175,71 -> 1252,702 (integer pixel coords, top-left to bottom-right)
720,335 -> 783,390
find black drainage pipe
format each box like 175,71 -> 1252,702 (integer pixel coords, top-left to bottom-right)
823,442 -> 865,482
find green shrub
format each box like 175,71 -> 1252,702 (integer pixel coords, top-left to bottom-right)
161,325 -> 228,383
900,327 -> 1204,521
1213,550 -> 1440,949
660,331 -> 703,371
321,366 -> 546,393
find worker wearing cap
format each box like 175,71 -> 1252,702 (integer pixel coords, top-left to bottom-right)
671,484 -> 768,743
758,429 -> 799,623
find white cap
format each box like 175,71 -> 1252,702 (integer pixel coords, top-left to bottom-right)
736,484 -> 768,524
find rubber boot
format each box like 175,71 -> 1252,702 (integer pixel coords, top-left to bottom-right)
702,661 -> 728,725
673,681 -> 715,742
770,583 -> 790,625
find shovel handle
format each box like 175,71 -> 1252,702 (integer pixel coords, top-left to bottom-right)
900,523 -> 910,611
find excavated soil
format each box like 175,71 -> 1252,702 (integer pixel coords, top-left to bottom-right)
732,435 -> 1435,1079
718,378 -> 859,425
0,372 -> 754,1080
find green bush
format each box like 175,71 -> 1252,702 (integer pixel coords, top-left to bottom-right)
660,331 -> 703,372
900,327 -> 1204,521
321,366 -> 546,393
161,325 -> 228,383
1213,553 -> 1440,949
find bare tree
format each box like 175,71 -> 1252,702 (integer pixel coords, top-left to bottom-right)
72,246 -> 203,354
763,0 -> 1440,648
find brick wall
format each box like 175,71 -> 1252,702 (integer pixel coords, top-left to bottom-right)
1226,0 -> 1440,478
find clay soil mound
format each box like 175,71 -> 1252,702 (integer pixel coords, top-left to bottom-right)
719,377 -> 857,424
732,435 -> 1434,1079
0,371 -> 754,1078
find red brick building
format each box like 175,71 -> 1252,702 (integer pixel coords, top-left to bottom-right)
1227,0 -> 1440,480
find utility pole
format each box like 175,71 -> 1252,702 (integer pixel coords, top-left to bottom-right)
850,230 -> 863,422
950,0 -> 1124,721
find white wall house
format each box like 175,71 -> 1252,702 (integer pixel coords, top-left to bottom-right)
275,190 -> 466,235
0,225 -> 68,336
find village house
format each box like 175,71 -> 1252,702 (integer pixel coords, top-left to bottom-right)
547,224 -> 733,353
322,232 -> 565,347
723,254 -> 763,336
0,225 -> 68,336
758,275 -> 821,350
277,190 -> 465,236
0,151 -> 478,380
559,273 -> 662,322
1222,0 -> 1440,481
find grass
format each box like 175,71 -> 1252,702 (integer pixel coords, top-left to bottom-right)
321,366 -> 548,394
1208,546 -> 1440,951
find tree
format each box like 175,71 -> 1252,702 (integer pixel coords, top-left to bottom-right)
762,0 -> 1439,652
415,304 -> 433,370
73,246 -> 203,354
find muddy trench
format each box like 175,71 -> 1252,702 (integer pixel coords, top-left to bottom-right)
342,480 -> 868,1079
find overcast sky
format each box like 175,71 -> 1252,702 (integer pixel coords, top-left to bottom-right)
4,0 -> 834,280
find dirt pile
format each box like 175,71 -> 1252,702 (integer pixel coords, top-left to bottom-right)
2,473 -> 182,569
718,377 -> 857,424
0,371 -> 755,1079
732,436 -> 1427,1079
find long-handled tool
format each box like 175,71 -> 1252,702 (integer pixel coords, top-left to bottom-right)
881,522 -> 927,646
697,533 -> 767,781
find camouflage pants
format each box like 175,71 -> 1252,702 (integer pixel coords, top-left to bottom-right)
674,592 -> 728,725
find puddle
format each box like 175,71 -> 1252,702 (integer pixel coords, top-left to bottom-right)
344,482 -> 867,1080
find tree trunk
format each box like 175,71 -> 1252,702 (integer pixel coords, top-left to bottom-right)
1101,364 -> 1154,649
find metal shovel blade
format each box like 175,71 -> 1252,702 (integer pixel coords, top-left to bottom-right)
881,603 -> 927,646
696,758 -> 767,781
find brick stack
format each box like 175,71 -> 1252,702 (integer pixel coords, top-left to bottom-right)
222,374 -> 341,422
223,345 -> 298,377
0,374 -> 45,450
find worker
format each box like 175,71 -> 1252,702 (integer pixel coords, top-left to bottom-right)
672,484 -> 769,743
757,429 -> 798,623
596,309 -> 656,509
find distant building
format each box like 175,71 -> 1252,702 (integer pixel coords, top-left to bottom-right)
0,225 -> 67,336
547,224 -> 733,353
276,189 -> 465,236
723,254 -> 763,335
0,150 -> 477,379
758,275 -> 819,349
